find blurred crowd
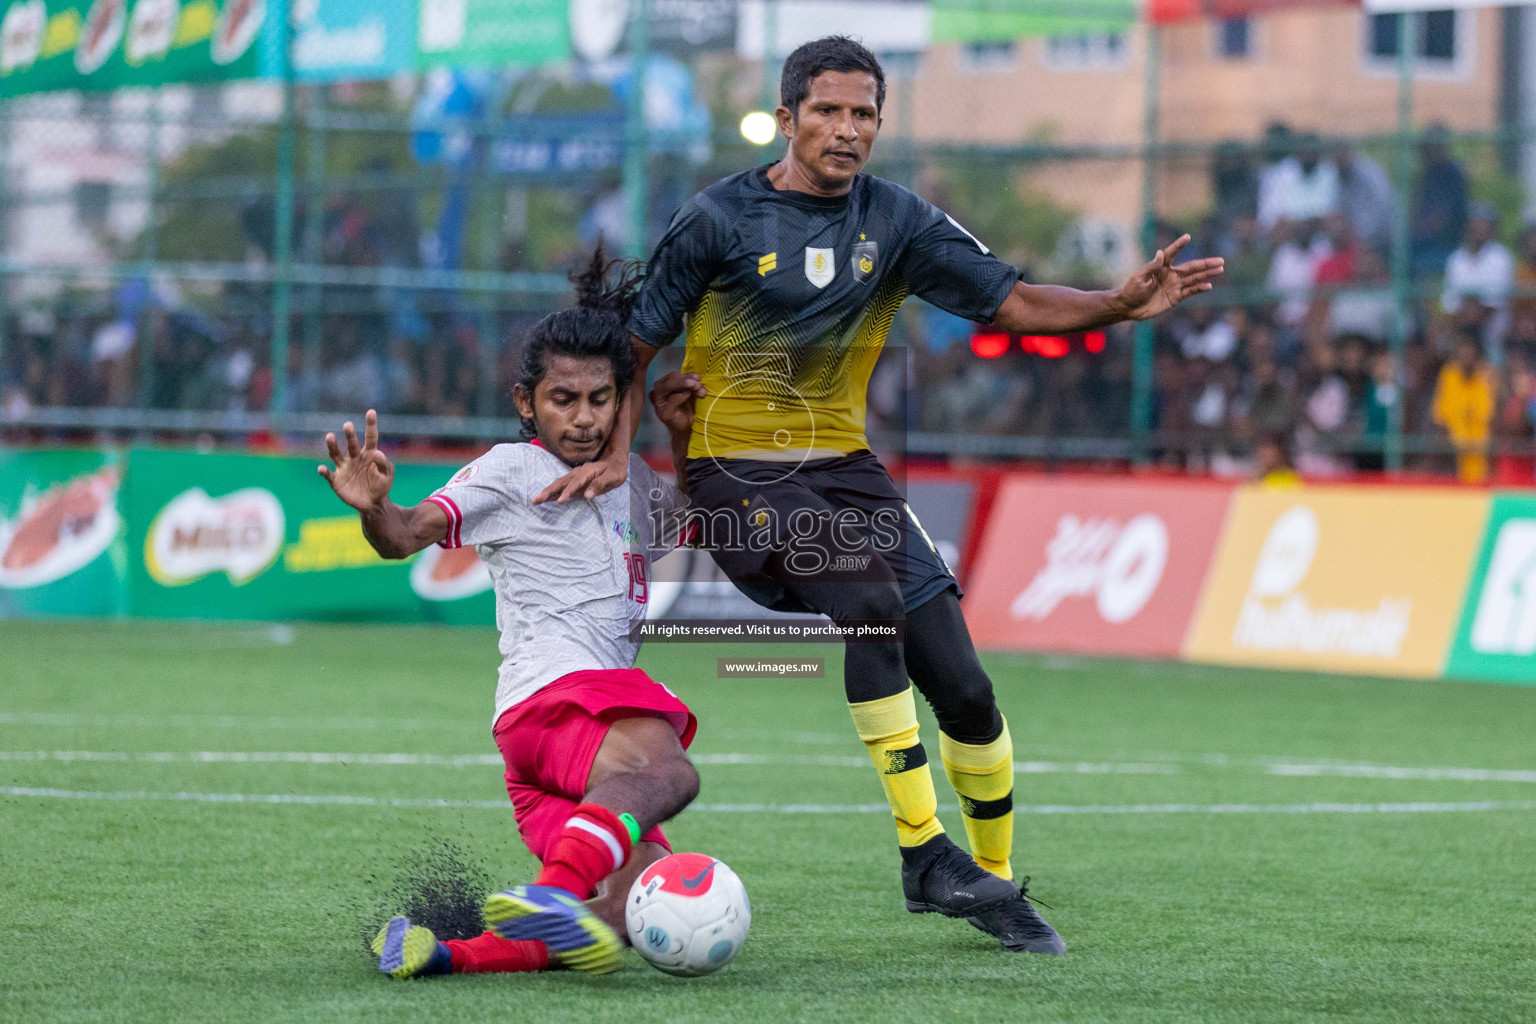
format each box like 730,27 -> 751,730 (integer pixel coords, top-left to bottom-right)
913,122 -> 1536,482
4,122 -> 1536,481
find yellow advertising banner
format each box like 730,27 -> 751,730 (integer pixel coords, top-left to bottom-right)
1184,486 -> 1490,678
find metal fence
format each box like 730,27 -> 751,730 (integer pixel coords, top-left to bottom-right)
0,11 -> 1533,484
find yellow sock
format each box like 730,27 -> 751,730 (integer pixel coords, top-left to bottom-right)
848,689 -> 945,848
940,718 -> 1014,879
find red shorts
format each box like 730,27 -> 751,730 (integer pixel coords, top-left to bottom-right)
492,667 -> 697,864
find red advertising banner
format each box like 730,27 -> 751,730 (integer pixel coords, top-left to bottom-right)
1148,0 -> 1358,24
963,477 -> 1234,657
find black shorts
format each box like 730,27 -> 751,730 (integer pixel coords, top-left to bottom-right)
683,450 -> 960,615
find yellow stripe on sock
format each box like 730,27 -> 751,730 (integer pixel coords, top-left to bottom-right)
940,719 -> 1015,878
848,689 -> 944,848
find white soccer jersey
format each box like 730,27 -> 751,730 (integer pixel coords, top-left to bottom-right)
424,441 -> 692,724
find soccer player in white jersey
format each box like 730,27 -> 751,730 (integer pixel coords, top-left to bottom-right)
319,250 -> 706,979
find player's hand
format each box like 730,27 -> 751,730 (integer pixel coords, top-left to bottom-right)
1115,234 -> 1224,321
651,372 -> 706,436
318,409 -> 395,511
533,449 -> 628,505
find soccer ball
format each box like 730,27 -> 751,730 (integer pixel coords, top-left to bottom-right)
625,852 -> 750,977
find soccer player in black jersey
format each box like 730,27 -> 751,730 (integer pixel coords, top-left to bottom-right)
537,36 -> 1223,955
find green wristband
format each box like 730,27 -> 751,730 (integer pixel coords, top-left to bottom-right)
618,812 -> 643,845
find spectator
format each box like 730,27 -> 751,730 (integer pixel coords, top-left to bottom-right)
1508,306 -> 1536,368
1267,219 -> 1330,330
1176,304 -> 1239,362
1254,433 -> 1299,486
1432,332 -> 1496,483
1231,355 -> 1294,444
1211,140 -> 1260,231
321,322 -> 384,411
1218,215 -> 1271,294
1331,144 -> 1396,255
1510,223 -> 1536,325
1359,347 -> 1400,472
1322,247 -> 1395,345
1495,351 -> 1536,482
383,337 -> 420,412
1258,130 -> 1338,231
1442,203 -> 1513,361
1410,124 -> 1469,278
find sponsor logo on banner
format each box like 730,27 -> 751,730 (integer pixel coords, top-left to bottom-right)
144,486 -> 284,586
1229,506 -> 1411,658
964,477 -> 1232,657
75,0 -> 126,73
125,0 -> 177,64
283,516 -> 391,573
0,467 -> 121,589
1011,513 -> 1168,625
1185,487 -> 1487,677
1467,519 -> 1536,657
1446,496 -> 1536,684
1,1 -> 47,73
212,0 -> 262,65
410,543 -> 492,602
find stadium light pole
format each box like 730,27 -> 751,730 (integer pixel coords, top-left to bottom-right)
1386,11 -> 1418,474
1130,24 -> 1162,467
270,0 -> 298,430
623,0 -> 651,261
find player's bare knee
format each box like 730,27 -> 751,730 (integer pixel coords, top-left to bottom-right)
658,755 -> 701,815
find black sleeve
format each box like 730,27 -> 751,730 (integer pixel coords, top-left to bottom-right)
628,196 -> 727,347
896,200 -> 1021,324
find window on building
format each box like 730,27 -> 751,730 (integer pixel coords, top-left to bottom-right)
1367,10 -> 1463,69
959,40 -> 1017,74
1215,17 -> 1252,59
1042,32 -> 1129,72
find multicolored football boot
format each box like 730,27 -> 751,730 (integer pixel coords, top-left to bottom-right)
482,884 -> 623,974
370,916 -> 453,979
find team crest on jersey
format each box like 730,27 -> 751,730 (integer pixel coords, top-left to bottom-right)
851,239 -> 877,284
804,247 -> 835,289
450,464 -> 479,484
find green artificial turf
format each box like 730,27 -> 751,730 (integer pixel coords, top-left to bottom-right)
1,619 -> 1534,1023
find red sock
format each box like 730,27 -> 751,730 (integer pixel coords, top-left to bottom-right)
445,931 -> 550,974
534,803 -> 632,900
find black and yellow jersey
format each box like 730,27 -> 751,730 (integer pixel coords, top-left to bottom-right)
628,164 -> 1020,461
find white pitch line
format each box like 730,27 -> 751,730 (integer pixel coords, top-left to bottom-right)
0,711 -> 461,731
3,786 -> 1536,816
13,748 -> 1536,782
0,750 -> 505,767
1266,763 -> 1536,784
0,749 -> 1179,776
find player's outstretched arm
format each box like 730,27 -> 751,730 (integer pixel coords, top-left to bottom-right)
317,409 -> 448,559
533,336 -> 664,505
990,234 -> 1224,334
650,371 -> 706,493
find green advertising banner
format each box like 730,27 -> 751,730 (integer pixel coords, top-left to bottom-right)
1445,494 -> 1536,685
415,0 -> 568,69
931,0 -> 1137,40
0,448 -> 128,617
0,0 -> 265,97
124,447 -> 494,625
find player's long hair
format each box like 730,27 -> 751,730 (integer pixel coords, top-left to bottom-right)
514,242 -> 641,441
